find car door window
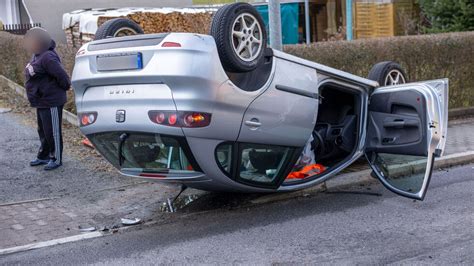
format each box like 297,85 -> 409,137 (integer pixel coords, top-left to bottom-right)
215,142 -> 297,188
366,152 -> 433,195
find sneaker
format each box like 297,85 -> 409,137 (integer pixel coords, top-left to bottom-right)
44,160 -> 62,171
30,159 -> 50,166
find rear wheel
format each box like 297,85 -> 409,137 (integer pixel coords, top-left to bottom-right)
210,3 -> 267,72
94,18 -> 144,40
368,61 -> 408,86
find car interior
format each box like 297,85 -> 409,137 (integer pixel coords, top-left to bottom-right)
311,84 -> 361,169
278,83 -> 362,184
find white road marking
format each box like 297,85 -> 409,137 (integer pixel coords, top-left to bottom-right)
0,232 -> 103,256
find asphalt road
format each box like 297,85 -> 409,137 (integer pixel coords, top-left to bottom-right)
1,163 -> 473,265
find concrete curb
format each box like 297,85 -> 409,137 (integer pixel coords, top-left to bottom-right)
449,107 -> 474,120
0,75 -> 79,126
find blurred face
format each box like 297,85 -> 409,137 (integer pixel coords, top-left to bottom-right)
24,36 -> 42,54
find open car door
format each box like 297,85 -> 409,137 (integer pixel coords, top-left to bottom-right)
365,79 -> 448,200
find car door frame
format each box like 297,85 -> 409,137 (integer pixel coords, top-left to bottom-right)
278,79 -> 370,189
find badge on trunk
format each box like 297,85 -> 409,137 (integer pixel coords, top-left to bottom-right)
116,110 -> 126,123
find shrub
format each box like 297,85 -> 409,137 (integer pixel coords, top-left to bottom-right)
418,0 -> 474,33
285,31 -> 474,109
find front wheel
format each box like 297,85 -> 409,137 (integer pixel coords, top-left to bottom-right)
368,61 -> 408,86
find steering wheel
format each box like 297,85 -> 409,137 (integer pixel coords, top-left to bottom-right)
312,130 -> 326,157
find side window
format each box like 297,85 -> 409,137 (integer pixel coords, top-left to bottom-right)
215,142 -> 296,188
215,143 -> 233,174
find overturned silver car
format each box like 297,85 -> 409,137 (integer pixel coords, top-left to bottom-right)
72,3 -> 448,200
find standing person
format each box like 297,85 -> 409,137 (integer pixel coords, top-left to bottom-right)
23,27 -> 71,170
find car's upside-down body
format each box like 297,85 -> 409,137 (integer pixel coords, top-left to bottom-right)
72,3 -> 448,200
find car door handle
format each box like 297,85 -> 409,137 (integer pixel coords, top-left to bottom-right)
383,120 -> 418,129
244,119 -> 262,128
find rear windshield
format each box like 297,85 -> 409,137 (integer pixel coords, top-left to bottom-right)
88,132 -> 200,174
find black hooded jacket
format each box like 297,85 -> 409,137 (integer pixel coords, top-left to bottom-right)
24,40 -> 71,108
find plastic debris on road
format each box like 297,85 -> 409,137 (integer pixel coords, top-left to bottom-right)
82,138 -> 94,148
78,226 -> 97,232
121,218 -> 141,226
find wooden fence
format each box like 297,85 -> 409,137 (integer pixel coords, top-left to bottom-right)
354,0 -> 416,39
1,23 -> 42,35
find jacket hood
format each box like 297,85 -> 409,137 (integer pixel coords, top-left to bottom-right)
48,40 -> 56,51
25,27 -> 53,54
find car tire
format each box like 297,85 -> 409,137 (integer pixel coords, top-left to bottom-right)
368,61 -> 408,86
94,18 -> 144,40
210,3 -> 267,72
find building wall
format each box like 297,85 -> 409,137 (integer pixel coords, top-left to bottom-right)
23,0 -> 192,42
0,0 -> 20,25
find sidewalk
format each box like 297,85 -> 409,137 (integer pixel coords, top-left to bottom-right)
0,111 -> 182,251
444,117 -> 474,155
0,106 -> 473,252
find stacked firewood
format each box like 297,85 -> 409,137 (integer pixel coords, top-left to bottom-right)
65,10 -> 214,47
123,11 -> 212,35
64,24 -> 96,47
64,23 -> 80,47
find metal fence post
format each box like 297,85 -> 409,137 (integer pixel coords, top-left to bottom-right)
305,0 -> 310,44
268,0 -> 283,50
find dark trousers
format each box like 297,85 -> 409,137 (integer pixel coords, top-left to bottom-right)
36,106 -> 63,164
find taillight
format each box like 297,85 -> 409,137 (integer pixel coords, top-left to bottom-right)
148,111 -> 211,128
76,49 -> 86,56
139,173 -> 166,178
184,113 -> 206,127
161,42 -> 181,47
168,113 -> 178,125
155,112 -> 166,124
79,112 -> 97,127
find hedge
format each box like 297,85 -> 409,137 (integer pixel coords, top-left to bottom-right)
1,31 -> 473,111
285,31 -> 474,109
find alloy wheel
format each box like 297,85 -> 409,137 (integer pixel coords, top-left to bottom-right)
231,13 -> 264,62
384,70 -> 406,86
114,27 -> 138,37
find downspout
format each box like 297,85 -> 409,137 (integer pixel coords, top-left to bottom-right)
346,0 -> 353,41
304,0 -> 310,44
